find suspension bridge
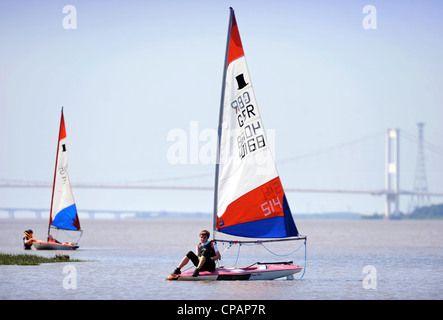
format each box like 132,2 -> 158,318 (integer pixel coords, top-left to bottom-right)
1,125 -> 443,219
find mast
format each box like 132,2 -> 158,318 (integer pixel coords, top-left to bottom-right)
48,107 -> 64,238
213,8 -> 234,235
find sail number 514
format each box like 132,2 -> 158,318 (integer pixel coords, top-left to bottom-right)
261,197 -> 282,216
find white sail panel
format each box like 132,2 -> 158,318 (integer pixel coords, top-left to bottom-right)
217,55 -> 279,218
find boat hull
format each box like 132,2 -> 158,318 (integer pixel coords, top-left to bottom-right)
167,264 -> 302,281
34,241 -> 78,250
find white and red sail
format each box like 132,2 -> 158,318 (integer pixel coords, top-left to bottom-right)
214,8 -> 298,238
49,109 -> 80,231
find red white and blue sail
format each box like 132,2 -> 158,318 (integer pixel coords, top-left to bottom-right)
214,8 -> 298,238
49,109 -> 80,231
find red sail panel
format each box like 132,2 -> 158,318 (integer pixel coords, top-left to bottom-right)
217,177 -> 285,229
59,112 -> 67,141
227,14 -> 245,66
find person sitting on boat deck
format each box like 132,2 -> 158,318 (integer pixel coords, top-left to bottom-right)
172,230 -> 221,277
23,229 -> 36,250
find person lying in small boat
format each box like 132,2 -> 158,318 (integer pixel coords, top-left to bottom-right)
172,230 -> 221,277
48,235 -> 61,244
23,229 -> 36,250
48,235 -> 73,246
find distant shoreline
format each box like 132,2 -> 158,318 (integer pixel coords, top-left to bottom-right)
2,203 -> 442,220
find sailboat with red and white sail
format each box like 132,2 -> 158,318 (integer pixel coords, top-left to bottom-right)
34,108 -> 82,250
171,8 -> 306,281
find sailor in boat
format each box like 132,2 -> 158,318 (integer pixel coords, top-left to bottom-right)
23,229 -> 37,250
172,230 -> 221,277
48,235 -> 60,243
48,235 -> 74,247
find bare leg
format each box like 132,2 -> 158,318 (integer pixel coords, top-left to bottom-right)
177,256 -> 190,269
196,256 -> 206,270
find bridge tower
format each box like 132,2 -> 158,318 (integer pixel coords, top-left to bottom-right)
385,129 -> 400,219
409,122 -> 430,212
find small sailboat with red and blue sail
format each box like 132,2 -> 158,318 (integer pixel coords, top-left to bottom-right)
34,108 -> 82,250
170,8 -> 306,281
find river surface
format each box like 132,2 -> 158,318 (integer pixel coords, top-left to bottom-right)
0,218 -> 442,300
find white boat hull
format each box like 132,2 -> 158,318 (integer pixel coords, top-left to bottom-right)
168,263 -> 302,281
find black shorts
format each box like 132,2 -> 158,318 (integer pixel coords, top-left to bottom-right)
186,251 -> 216,271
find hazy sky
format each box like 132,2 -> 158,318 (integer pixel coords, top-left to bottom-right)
1,0 -> 442,216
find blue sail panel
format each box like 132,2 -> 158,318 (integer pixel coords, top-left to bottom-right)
51,204 -> 80,231
220,195 -> 298,238
219,216 -> 298,238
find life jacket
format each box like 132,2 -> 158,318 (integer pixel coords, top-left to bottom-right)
197,241 -> 216,257
23,235 -> 32,249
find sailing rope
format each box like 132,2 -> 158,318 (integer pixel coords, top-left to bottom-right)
299,240 -> 307,280
217,239 -> 307,280
260,239 -> 307,280
260,239 -> 305,257
58,229 -> 77,239
218,241 -> 242,267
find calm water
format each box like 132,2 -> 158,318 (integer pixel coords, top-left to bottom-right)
0,218 -> 442,300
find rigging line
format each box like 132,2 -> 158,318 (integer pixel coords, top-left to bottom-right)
219,241 -> 241,267
218,239 -> 307,280
219,241 -> 234,256
298,240 -> 307,280
233,242 -> 241,267
259,239 -> 306,257
243,240 -> 307,280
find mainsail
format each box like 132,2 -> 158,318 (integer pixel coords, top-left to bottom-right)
214,8 -> 299,239
49,108 -> 81,233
